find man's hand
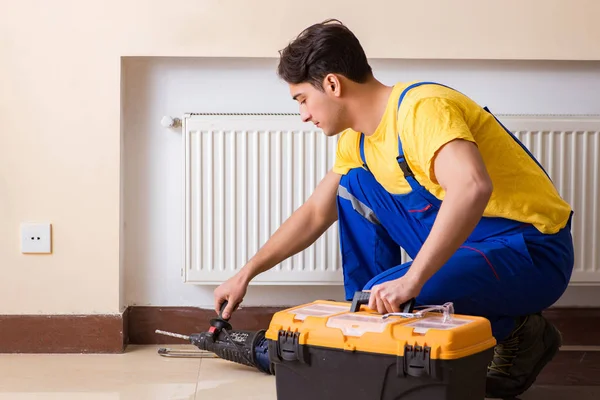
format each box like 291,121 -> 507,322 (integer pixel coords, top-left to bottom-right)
367,275 -> 423,314
214,273 -> 249,319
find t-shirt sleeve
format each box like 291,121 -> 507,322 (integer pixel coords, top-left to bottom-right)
401,97 -> 476,184
332,129 -> 362,175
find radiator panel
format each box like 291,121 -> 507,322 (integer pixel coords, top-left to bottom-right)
184,115 -> 341,284
504,116 -> 600,284
183,114 -> 600,285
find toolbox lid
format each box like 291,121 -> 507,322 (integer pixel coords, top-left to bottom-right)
265,300 -> 497,360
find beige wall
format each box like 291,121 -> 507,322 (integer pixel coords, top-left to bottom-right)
0,0 -> 598,315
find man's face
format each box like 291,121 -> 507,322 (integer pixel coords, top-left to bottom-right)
289,80 -> 346,136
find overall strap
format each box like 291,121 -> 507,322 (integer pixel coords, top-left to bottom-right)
359,134 -> 368,171
395,82 -> 452,179
359,81 -> 452,177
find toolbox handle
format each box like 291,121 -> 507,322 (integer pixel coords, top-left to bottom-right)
350,291 -> 415,314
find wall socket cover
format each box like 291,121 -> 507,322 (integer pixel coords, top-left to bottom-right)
21,223 -> 52,254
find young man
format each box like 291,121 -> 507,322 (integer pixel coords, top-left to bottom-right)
213,19 -> 574,398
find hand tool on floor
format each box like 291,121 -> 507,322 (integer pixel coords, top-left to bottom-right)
156,345 -> 218,358
155,300 -> 273,374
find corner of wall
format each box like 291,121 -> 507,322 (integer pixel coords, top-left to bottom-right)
119,56 -> 127,313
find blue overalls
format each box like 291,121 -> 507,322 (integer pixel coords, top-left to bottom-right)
336,82 -> 574,341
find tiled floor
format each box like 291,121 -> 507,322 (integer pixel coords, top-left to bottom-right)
0,345 -> 275,400
0,345 -> 598,399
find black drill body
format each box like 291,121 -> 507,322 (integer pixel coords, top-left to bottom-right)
189,328 -> 273,374
182,300 -> 273,374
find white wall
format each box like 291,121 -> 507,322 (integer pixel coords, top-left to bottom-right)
3,1 -> 598,316
123,57 -> 600,309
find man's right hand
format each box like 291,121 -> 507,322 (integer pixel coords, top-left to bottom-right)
214,273 -> 249,319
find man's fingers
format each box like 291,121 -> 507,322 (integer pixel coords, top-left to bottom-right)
222,299 -> 236,320
214,296 -> 225,315
367,288 -> 376,311
384,293 -> 401,313
376,295 -> 386,314
368,286 -> 388,314
382,297 -> 398,314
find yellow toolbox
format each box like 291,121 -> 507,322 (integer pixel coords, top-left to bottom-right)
265,293 -> 496,400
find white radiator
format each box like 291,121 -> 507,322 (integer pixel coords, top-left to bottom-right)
502,115 -> 600,285
183,113 -> 600,285
183,114 -> 341,285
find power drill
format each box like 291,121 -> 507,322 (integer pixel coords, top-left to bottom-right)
155,292 -> 414,375
156,300 -> 273,374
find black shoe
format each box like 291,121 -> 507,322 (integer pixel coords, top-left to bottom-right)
485,314 -> 562,399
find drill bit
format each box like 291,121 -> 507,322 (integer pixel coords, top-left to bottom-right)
155,329 -> 190,341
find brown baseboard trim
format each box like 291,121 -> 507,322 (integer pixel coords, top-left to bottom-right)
128,305 -> 600,347
0,306 -> 595,354
0,313 -> 126,353
127,306 -> 285,344
127,305 -> 600,386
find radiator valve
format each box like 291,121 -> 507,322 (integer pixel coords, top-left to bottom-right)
161,116 -> 181,128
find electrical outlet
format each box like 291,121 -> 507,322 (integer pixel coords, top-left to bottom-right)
21,223 -> 52,254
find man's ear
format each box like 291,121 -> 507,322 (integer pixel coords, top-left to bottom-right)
323,74 -> 342,98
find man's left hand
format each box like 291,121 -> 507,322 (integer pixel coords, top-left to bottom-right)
367,275 -> 423,314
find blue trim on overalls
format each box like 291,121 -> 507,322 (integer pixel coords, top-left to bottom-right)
336,82 -> 574,341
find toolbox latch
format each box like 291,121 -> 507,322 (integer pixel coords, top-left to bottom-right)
271,330 -> 310,365
403,344 -> 431,378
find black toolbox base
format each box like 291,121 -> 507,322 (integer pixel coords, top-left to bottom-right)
271,344 -> 494,400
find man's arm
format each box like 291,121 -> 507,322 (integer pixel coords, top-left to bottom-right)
215,169 -> 341,318
405,139 -> 493,283
369,139 -> 492,313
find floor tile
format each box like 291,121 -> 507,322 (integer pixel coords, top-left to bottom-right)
510,385 -> 600,400
1,345 -> 599,400
0,345 -> 201,399
195,358 -> 276,399
484,385 -> 600,400
536,350 -> 600,385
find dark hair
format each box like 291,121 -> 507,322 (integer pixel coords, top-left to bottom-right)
277,19 -> 372,90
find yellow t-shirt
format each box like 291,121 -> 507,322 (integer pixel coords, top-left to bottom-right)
332,82 -> 572,234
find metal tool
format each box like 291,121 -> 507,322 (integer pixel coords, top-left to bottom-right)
154,301 -> 273,374
154,330 -> 217,358
157,347 -> 217,358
